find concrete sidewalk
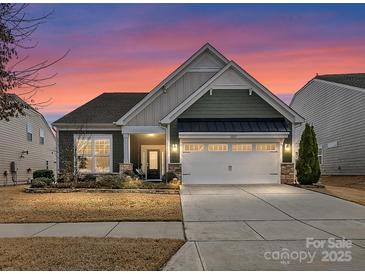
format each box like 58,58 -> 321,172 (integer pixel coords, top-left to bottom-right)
0,221 -> 184,239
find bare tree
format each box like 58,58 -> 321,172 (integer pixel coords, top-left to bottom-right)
57,122 -> 92,186
0,3 -> 68,121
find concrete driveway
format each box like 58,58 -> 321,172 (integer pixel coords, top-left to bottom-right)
164,184 -> 365,270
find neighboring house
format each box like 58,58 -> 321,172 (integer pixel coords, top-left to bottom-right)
0,94 -> 56,185
290,73 -> 365,175
53,43 -> 304,184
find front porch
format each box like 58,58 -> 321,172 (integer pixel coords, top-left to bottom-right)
122,126 -> 168,181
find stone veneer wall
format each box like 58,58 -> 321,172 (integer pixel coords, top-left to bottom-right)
281,163 -> 295,184
168,163 -> 182,180
119,163 -> 133,175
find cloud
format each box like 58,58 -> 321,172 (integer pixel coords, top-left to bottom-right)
12,4 -> 365,121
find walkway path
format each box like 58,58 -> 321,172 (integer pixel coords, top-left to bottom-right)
0,221 -> 184,239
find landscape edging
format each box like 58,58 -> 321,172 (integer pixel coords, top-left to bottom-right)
24,187 -> 179,194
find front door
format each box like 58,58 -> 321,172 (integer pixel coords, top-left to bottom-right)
147,149 -> 160,180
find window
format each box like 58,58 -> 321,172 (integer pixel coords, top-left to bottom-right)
76,138 -> 92,173
208,144 -> 228,152
232,144 -> 252,152
26,123 -> 32,142
75,135 -> 112,173
256,143 -> 277,152
94,138 -> 111,173
318,146 -> 323,165
39,128 -> 45,144
183,144 -> 204,152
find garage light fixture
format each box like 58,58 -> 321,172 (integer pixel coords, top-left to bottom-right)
172,144 -> 178,152
284,144 -> 291,152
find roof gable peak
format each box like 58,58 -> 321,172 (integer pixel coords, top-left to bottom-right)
116,42 -> 230,125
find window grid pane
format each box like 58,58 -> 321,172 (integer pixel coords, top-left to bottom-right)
76,139 -> 92,156
232,144 -> 252,152
183,144 -> 204,152
95,156 -> 110,173
94,139 -> 110,156
208,144 -> 228,152
76,136 -> 111,173
256,143 -> 277,152
78,156 -> 92,173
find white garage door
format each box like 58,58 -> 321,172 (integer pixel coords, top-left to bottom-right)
181,142 -> 280,184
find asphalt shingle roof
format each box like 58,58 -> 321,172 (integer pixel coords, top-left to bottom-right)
177,118 -> 290,132
315,73 -> 365,90
53,92 -> 148,124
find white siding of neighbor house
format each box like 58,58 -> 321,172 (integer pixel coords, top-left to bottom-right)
290,79 -> 365,175
0,108 -> 56,185
126,50 -> 225,126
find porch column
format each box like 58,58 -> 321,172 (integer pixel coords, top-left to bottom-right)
123,133 -> 130,163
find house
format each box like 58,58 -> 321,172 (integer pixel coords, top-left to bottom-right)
290,73 -> 365,175
52,43 -> 304,184
0,94 -> 56,185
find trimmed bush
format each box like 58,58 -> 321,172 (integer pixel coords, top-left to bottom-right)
78,174 -> 97,182
33,169 -> 54,181
162,172 -> 178,183
123,170 -> 138,179
95,175 -> 122,189
31,177 -> 52,188
296,123 -> 321,185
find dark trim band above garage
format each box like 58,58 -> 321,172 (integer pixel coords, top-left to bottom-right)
177,118 -> 290,133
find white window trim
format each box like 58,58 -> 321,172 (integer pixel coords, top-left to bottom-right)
74,134 -> 113,174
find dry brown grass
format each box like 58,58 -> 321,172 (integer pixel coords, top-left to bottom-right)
0,186 -> 182,223
0,237 -> 184,270
314,176 -> 365,206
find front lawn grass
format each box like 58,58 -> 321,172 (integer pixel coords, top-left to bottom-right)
313,176 -> 365,206
0,186 -> 182,223
0,237 -> 184,270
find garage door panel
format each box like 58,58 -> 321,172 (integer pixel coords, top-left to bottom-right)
181,142 -> 280,185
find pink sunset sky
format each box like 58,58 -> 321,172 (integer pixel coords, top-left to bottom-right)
14,4 -> 365,123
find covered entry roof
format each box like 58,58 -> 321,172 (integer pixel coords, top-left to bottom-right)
177,118 -> 290,133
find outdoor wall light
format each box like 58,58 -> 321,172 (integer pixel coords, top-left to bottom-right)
172,144 -> 178,152
284,144 -> 291,152
147,133 -> 155,137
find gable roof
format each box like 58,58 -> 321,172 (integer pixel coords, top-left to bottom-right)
115,43 -> 229,125
160,61 -> 304,124
315,73 -> 365,90
52,92 -> 147,125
